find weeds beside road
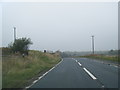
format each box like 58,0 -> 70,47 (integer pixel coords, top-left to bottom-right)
2,50 -> 61,88
79,54 -> 119,65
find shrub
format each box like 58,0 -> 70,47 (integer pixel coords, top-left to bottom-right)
8,37 -> 33,55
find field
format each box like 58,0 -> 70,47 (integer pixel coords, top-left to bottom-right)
80,54 -> 119,63
2,49 -> 61,88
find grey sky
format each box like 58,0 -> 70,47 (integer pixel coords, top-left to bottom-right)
2,2 -> 118,51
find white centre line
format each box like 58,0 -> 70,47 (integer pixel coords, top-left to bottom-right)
78,62 -> 82,66
83,68 -> 97,80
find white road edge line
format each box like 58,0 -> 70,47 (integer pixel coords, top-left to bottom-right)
33,80 -> 38,84
25,59 -> 63,89
83,68 -> 97,80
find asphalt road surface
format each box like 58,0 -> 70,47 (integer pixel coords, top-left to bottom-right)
29,58 -> 118,88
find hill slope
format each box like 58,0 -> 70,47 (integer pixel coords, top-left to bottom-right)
2,49 -> 61,88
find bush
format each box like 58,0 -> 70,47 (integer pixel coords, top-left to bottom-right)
8,37 -> 33,55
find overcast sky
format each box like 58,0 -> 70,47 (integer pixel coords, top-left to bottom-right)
2,2 -> 118,52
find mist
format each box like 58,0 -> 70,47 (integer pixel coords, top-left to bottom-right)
2,2 -> 118,52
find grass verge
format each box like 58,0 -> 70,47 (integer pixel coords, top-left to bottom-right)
2,50 -> 61,88
79,54 -> 120,63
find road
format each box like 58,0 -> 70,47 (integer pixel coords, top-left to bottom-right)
28,58 -> 118,88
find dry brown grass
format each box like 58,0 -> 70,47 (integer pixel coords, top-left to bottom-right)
2,50 -> 61,88
80,54 -> 119,62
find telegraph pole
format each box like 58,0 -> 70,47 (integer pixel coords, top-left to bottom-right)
13,27 -> 16,42
91,35 -> 94,54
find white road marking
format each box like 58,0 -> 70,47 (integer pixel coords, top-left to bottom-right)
25,59 -> 63,89
101,85 -> 105,88
48,67 -> 55,72
38,76 -> 42,80
83,68 -> 97,80
26,85 -> 32,89
114,65 -> 118,68
108,64 -> 118,68
76,60 -> 77,62
33,80 -> 38,84
78,62 -> 82,66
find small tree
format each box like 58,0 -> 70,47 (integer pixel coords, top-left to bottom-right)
8,37 -> 33,55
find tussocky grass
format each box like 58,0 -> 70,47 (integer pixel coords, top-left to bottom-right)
2,50 -> 61,88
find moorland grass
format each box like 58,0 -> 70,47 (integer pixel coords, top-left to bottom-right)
80,54 -> 119,63
2,50 -> 61,88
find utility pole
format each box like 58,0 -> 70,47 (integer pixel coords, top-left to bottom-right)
91,35 -> 94,54
13,27 -> 16,42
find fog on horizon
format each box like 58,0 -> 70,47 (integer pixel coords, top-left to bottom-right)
1,2 -> 118,52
